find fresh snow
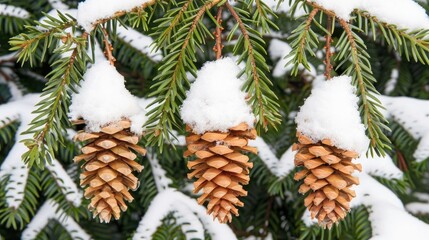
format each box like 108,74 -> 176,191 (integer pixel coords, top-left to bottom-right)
77,0 -> 152,32
134,150 -> 236,240
117,26 -> 162,62
181,58 -> 255,134
133,189 -> 237,240
48,0 -> 69,10
357,154 -> 403,179
0,95 -> 82,208
45,159 -> 82,206
249,137 -> 295,178
22,200 -> 90,240
384,69 -> 399,94
313,0 -> 429,30
0,4 -> 30,18
380,96 -> 429,162
69,60 -> 146,134
295,76 -> 370,154
269,39 -> 316,78
263,0 -> 306,16
147,152 -> 173,191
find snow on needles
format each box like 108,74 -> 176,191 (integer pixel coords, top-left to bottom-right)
313,0 -> 429,31
181,58 -> 255,134
77,0 -> 152,32
295,76 -> 369,154
0,4 -> 30,18
69,61 -> 146,134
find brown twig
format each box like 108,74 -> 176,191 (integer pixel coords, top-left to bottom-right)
214,6 -> 224,59
100,26 -> 116,65
396,150 -> 409,171
324,16 -> 333,79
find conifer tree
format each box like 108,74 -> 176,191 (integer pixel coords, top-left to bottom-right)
1,0 -> 429,239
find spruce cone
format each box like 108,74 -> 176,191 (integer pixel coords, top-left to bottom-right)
73,119 -> 146,223
293,132 -> 362,229
185,122 -> 258,223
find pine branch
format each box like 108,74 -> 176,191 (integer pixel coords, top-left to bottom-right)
246,0 -> 278,33
145,0 -> 220,149
0,170 -> 41,229
287,8 -> 319,76
337,20 -> 391,156
151,0 -> 193,50
355,10 -> 429,65
9,12 -> 77,66
0,118 -> 19,152
18,31 -> 90,169
226,1 -> 281,131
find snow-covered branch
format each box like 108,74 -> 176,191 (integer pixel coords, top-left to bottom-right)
21,200 -> 91,240
133,189 -> 237,240
0,4 -> 30,18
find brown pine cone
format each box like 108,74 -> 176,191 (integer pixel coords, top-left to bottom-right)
73,119 -> 146,223
185,122 -> 258,223
293,132 -> 362,229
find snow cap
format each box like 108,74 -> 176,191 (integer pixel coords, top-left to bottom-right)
295,76 -> 369,154
181,57 -> 255,134
69,60 -> 146,134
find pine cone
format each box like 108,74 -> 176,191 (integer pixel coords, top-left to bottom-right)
185,122 -> 258,223
73,119 -> 146,223
293,132 -> 362,229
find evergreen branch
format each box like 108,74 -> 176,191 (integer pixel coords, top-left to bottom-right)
145,0 -> 219,149
0,118 -> 19,152
287,8 -> 319,76
9,12 -> 77,66
0,170 -> 41,229
151,0 -> 193,50
356,10 -> 429,65
20,32 -> 90,169
337,20 -> 391,156
226,1 -> 281,131
0,13 -> 30,35
245,0 -> 278,33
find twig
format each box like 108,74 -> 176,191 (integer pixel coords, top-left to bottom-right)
324,16 -> 333,79
214,6 -> 224,59
100,25 -> 116,65
396,150 -> 408,171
